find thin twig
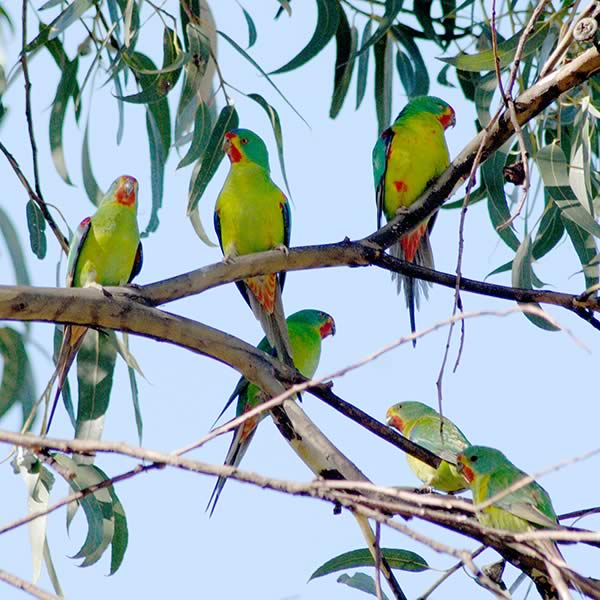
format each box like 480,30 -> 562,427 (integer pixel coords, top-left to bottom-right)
0,568 -> 60,600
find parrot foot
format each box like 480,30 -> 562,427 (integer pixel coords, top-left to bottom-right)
274,244 -> 289,255
222,254 -> 236,264
395,206 -> 411,216
415,485 -> 434,494
85,281 -> 113,299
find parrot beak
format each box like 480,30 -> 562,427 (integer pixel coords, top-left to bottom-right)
385,410 -> 404,432
223,132 -> 242,163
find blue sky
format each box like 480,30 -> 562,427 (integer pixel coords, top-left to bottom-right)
0,2 -> 599,599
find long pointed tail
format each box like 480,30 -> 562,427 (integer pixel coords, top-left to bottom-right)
247,278 -> 293,367
45,325 -> 87,434
206,423 -> 257,517
390,223 -> 434,345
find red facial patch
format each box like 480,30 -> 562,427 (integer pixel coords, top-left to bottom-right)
387,414 -> 405,432
115,176 -> 137,206
438,107 -> 456,130
394,180 -> 408,193
319,319 -> 335,339
223,132 -> 243,163
400,223 -> 427,263
457,456 -> 474,482
246,274 -> 277,314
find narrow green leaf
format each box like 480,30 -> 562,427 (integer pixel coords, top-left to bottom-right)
391,25 -> 429,96
537,144 -> 600,238
512,235 -> 559,331
175,22 -> 211,146
247,93 -> 293,200
414,0 -> 439,44
311,548 -> 429,580
52,455 -> 114,567
474,72 -> 496,128
177,102 -> 211,169
395,50 -> 415,98
440,0 -> 457,43
12,450 -> 54,583
486,259 -> 513,279
119,27 -> 183,104
532,196 -> 564,259
374,33 -> 393,133
49,57 -> 78,184
44,35 -> 82,116
25,201 -> 47,260
562,218 -> 599,290
187,105 -> 239,215
337,573 -> 390,600
442,184 -> 486,210
482,150 -> 520,250
144,109 -> 167,235
53,326 -> 75,428
275,0 -> 292,17
441,22 -> 550,72
75,331 -> 118,458
355,20 -> 372,109
271,0 -> 340,74
0,328 -> 31,420
82,121 -> 103,206
189,204 -> 217,247
218,31 -> 307,125
330,10 -> 357,119
241,5 -> 257,48
48,0 -> 94,41
356,0 -> 403,57
108,488 -> 128,574
0,206 -> 31,285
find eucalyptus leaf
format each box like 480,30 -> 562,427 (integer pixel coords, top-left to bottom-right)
247,93 -> 293,200
74,330 -> 118,462
482,149 -> 520,250
374,34 -> 393,133
49,57 -> 78,184
178,102 -> 211,169
271,0 -> 340,74
512,235 -> 559,331
356,0 -> 403,57
337,573 -> 390,600
330,11 -> 357,118
48,0 -> 94,41
0,206 -> 31,285
311,548 -> 429,579
441,22 -> 550,72
187,105 -> 239,215
355,20 -> 372,109
82,121 -> 103,206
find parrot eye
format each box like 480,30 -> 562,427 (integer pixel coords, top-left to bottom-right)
240,137 -> 249,145
470,455 -> 478,462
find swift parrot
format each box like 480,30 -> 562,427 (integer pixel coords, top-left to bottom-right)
386,401 -> 470,492
206,309 -> 336,516
46,175 -> 142,432
372,96 -> 455,343
457,445 -> 564,563
215,128 -> 293,364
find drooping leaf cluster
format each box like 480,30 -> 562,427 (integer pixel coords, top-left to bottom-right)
0,0 -> 599,595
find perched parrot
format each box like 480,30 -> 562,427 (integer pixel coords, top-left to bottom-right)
457,445 -> 563,561
372,96 -> 455,343
206,309 -> 336,516
46,175 -> 142,432
386,401 -> 470,492
215,128 -> 293,364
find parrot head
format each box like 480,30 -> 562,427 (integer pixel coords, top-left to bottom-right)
457,445 -> 509,483
288,309 -> 336,339
399,96 -> 456,130
386,401 -> 438,433
102,175 -> 138,208
223,128 -> 270,171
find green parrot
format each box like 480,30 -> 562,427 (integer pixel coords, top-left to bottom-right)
46,175 -> 143,432
206,309 -> 336,516
214,128 -> 293,364
372,96 -> 455,342
457,445 -> 563,561
386,401 -> 470,492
